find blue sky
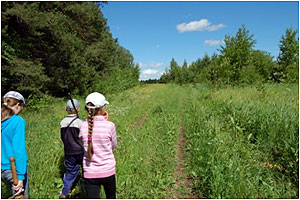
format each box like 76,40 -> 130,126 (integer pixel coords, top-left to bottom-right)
101,1 -> 299,80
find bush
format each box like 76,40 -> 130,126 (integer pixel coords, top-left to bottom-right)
90,66 -> 139,96
240,64 -> 263,85
286,63 -> 299,83
26,93 -> 55,112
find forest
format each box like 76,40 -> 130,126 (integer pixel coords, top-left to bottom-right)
1,2 -> 140,98
2,2 -> 299,99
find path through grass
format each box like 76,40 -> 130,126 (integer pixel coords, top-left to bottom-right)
1,83 -> 298,199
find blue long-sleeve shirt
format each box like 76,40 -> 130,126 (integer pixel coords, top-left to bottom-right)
1,114 -> 28,180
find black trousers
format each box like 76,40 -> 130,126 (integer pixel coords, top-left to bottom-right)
84,174 -> 116,199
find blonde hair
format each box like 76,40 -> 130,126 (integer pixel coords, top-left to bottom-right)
1,97 -> 24,121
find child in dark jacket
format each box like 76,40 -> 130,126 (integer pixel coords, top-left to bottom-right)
60,99 -> 83,199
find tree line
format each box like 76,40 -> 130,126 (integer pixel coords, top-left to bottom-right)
1,2 -> 140,98
160,25 -> 299,86
2,2 -> 298,99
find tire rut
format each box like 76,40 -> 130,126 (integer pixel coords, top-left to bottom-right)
168,114 -> 199,199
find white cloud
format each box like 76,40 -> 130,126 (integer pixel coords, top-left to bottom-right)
138,61 -> 167,80
153,44 -> 160,49
204,40 -> 225,46
176,19 -> 225,33
143,69 -> 160,75
206,24 -> 225,32
138,62 -> 165,68
140,69 -> 164,80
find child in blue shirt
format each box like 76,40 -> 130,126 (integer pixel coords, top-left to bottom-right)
1,91 -> 28,198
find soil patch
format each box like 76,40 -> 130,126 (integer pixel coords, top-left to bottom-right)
168,114 -> 199,199
134,111 -> 149,127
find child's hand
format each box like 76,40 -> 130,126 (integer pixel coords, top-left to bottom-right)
12,180 -> 23,196
103,111 -> 109,120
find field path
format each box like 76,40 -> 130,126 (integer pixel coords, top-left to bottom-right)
134,109 -> 150,128
168,115 -> 199,199
118,109 -> 151,146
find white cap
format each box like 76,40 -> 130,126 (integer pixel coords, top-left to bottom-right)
3,91 -> 26,105
85,92 -> 109,109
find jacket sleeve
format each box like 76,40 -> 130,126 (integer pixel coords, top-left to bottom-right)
12,117 -> 28,180
110,123 -> 117,149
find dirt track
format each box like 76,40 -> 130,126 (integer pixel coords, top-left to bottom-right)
168,115 -> 199,199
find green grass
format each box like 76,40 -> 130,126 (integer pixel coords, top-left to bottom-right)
183,83 -> 299,198
1,83 -> 298,199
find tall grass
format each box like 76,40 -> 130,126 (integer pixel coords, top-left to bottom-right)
2,84 -> 187,198
1,83 -> 298,199
111,84 -> 185,198
183,83 -> 298,198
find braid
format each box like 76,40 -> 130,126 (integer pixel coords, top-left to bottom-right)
87,108 -> 95,160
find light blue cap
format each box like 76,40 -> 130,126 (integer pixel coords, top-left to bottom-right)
3,91 -> 26,105
66,99 -> 80,111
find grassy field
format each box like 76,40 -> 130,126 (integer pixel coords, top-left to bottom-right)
183,84 -> 299,198
1,83 -> 299,199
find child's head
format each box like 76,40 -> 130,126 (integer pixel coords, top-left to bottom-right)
85,92 -> 109,160
65,99 -> 80,114
85,92 -> 109,115
1,91 -> 26,121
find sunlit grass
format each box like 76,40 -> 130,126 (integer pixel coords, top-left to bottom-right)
1,83 -> 298,199
183,83 -> 298,198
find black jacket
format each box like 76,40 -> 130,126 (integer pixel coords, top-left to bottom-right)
60,114 -> 84,155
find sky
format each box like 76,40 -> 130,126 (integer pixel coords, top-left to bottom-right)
101,1 -> 299,80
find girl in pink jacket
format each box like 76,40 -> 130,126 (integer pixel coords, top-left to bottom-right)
79,92 -> 117,199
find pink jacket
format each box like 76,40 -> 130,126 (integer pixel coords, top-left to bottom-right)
79,116 -> 117,178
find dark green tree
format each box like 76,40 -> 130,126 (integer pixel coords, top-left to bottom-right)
219,25 -> 256,84
189,53 -> 212,83
277,27 -> 299,82
250,50 -> 275,82
168,58 -> 180,82
1,2 -> 139,97
181,59 -> 190,84
278,27 -> 299,67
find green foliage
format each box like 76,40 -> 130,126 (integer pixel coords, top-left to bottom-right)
240,64 -> 263,85
250,50 -> 276,81
278,27 -> 299,68
219,24 -> 257,84
26,92 -> 55,112
160,25 -> 298,86
183,84 -> 298,198
212,56 -> 233,86
2,58 -> 50,95
269,62 -> 286,83
1,2 -> 139,97
277,27 -> 299,83
1,84 -> 298,199
90,65 -> 140,96
114,85 -> 184,198
286,63 -> 299,83
273,27 -> 299,83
